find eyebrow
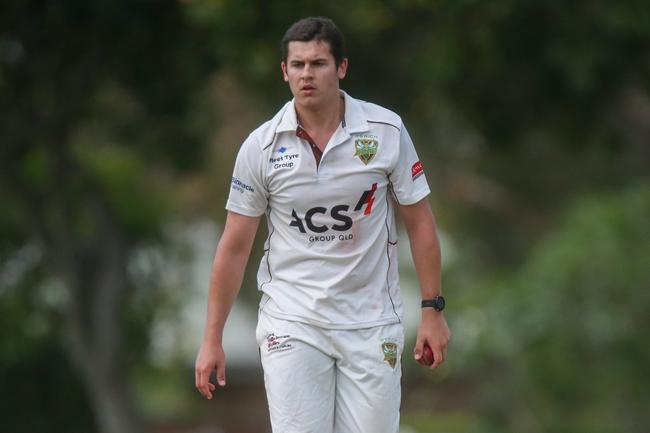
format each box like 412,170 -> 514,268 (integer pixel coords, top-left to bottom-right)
289,57 -> 328,64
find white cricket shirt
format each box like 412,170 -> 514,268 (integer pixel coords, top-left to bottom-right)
226,91 -> 430,329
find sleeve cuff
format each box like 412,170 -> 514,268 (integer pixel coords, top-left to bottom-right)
225,201 -> 266,217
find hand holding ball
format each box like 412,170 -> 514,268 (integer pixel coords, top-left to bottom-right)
416,344 -> 434,366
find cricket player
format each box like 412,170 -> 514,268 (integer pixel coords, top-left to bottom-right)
195,16 -> 450,433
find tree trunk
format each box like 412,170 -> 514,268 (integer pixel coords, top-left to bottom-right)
67,325 -> 144,433
61,200 -> 144,433
84,367 -> 144,433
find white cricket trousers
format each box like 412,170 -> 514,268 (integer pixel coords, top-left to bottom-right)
256,309 -> 404,433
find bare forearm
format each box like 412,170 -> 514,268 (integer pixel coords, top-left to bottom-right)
409,226 -> 442,299
201,212 -> 260,345
202,244 -> 251,344
403,205 -> 442,299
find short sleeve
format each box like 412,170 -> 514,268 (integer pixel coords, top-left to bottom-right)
225,137 -> 268,216
388,124 -> 431,205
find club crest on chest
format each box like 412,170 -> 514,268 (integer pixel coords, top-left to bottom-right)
353,134 -> 379,165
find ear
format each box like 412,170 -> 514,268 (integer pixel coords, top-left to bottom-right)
337,58 -> 348,80
281,62 -> 289,82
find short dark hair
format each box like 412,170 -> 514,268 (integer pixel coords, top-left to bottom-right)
281,17 -> 346,67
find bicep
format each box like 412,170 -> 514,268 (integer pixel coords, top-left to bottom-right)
398,198 -> 435,235
217,211 -> 262,257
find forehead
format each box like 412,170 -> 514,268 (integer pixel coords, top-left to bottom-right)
286,40 -> 334,61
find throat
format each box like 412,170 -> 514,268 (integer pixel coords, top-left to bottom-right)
296,126 -> 324,167
294,94 -> 346,167
294,95 -> 346,150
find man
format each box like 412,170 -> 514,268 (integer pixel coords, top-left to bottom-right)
195,16 -> 450,433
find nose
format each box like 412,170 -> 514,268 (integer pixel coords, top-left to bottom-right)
300,63 -> 314,79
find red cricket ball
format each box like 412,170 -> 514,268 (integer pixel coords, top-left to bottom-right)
418,344 -> 434,366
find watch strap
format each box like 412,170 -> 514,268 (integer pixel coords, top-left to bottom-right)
421,296 -> 445,311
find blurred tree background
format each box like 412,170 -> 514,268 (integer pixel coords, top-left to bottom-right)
1,1 -> 648,433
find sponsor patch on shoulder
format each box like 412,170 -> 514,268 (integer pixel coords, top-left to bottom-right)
231,176 -> 254,193
411,161 -> 424,181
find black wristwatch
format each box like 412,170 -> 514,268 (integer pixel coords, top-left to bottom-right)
421,295 -> 445,311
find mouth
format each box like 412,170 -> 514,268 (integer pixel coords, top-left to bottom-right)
300,85 -> 316,94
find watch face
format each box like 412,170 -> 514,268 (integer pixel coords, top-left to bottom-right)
435,296 -> 445,311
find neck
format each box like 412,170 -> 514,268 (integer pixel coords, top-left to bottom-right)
295,91 -> 344,133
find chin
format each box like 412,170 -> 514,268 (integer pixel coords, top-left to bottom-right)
297,96 -> 319,108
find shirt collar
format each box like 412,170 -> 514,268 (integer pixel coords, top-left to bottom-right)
274,90 -> 370,135
341,90 -> 369,134
275,100 -> 299,133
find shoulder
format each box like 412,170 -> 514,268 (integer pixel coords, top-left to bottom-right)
355,98 -> 403,131
244,101 -> 293,150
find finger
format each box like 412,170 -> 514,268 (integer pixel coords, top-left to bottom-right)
430,348 -> 444,369
216,360 -> 227,387
413,338 -> 424,361
198,368 -> 213,399
197,369 -> 206,398
195,367 -> 205,395
205,370 -> 214,399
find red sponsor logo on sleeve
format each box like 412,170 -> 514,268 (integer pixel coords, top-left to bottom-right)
411,161 -> 424,180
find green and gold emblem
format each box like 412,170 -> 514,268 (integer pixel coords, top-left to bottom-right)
382,342 -> 398,369
354,135 -> 379,165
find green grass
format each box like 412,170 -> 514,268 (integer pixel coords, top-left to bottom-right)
401,411 -> 479,433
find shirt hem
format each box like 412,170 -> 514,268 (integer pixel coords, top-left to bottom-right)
259,307 -> 403,330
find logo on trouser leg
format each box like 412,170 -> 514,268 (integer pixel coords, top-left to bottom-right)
266,333 -> 293,353
381,341 -> 398,369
